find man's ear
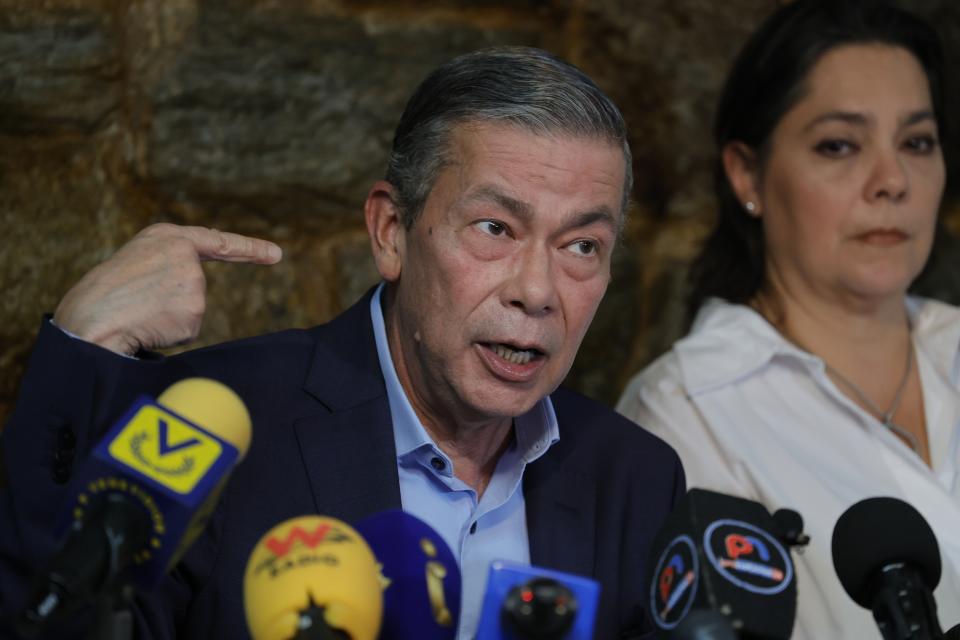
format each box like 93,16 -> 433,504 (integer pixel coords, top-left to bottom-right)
365,180 -> 406,282
722,141 -> 763,217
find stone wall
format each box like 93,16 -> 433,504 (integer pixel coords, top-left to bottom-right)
1,0 -> 958,423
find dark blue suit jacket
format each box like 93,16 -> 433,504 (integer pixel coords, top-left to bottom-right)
0,292 -> 684,639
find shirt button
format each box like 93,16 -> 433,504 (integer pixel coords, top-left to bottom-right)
430,457 -> 445,471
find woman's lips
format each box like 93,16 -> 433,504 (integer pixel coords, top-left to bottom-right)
855,228 -> 908,246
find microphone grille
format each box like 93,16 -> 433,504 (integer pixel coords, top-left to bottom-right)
158,378 -> 252,457
831,497 -> 940,608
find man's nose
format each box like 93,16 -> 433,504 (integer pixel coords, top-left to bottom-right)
502,244 -> 559,316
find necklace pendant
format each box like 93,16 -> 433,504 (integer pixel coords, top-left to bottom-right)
882,418 -> 919,453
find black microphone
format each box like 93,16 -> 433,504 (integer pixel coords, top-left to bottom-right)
647,488 -> 806,639
832,497 -> 944,640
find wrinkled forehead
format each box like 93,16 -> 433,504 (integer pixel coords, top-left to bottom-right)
444,120 -> 631,223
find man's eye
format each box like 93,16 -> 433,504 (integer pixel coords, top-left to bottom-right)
814,139 -> 857,157
476,220 -> 507,236
568,239 -> 598,257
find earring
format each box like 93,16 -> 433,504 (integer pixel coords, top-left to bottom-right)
745,201 -> 756,213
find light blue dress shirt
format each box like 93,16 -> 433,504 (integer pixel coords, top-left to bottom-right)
369,284 -> 560,639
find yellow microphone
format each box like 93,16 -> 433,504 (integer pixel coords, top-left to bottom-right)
158,377 -> 252,459
20,377 -> 252,634
151,377 -> 252,562
244,515 -> 384,640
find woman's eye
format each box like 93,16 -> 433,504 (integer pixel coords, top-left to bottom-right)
568,239 -> 599,257
814,139 -> 857,157
904,135 -> 938,155
476,220 -> 507,236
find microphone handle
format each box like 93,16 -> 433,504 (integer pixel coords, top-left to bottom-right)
870,564 -> 943,640
292,604 -> 351,640
18,492 -> 151,635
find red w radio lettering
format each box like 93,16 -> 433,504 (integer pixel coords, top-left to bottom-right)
265,524 -> 333,557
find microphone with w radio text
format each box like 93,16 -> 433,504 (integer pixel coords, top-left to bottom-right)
832,497 -> 944,640
354,510 -> 461,639
18,378 -> 251,636
647,488 -> 807,639
243,515 -> 383,640
475,560 -> 600,639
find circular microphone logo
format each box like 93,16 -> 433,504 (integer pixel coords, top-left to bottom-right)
704,519 -> 792,595
650,535 -> 698,630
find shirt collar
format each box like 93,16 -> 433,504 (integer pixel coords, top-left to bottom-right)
677,296 -> 960,396
908,296 -> 960,386
675,298 -> 808,395
369,283 -> 559,466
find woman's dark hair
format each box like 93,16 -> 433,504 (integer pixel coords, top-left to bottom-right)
686,0 -> 946,322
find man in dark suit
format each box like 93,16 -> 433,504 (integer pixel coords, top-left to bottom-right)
0,47 -> 683,638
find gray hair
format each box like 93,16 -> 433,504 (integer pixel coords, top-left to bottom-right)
385,46 -> 633,228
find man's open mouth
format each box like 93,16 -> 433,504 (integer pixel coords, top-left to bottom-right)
489,343 -> 544,366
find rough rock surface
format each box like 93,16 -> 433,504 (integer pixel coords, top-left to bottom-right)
1,0 -> 957,424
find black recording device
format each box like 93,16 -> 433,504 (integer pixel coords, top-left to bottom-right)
501,577 -> 578,639
647,488 -> 807,639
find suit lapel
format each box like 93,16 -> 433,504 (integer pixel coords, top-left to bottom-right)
292,290 -> 600,570
524,440 -> 597,578
293,403 -> 401,523
295,289 -> 402,524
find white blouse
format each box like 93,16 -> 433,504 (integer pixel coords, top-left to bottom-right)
618,297 -> 960,639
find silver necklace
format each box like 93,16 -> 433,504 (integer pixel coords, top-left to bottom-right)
822,341 -> 918,452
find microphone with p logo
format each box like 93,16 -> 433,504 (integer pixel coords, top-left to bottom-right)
648,489 -> 806,639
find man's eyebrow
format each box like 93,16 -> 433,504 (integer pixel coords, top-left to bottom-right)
803,109 -> 936,132
462,186 -> 534,221
565,208 -> 618,234
461,185 -> 618,232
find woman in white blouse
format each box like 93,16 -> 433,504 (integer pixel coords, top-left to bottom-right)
617,1 -> 960,638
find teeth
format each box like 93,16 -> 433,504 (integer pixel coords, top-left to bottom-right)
493,343 -> 536,365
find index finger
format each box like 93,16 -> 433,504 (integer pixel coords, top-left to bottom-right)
184,227 -> 283,264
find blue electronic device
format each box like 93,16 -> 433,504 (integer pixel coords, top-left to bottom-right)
475,560 -> 600,640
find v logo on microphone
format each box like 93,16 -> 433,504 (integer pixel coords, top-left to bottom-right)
157,419 -> 202,456
108,402 -> 224,495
